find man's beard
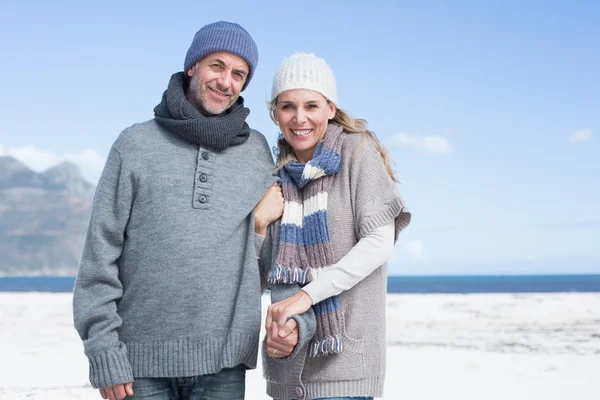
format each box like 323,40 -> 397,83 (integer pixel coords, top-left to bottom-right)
189,74 -> 236,115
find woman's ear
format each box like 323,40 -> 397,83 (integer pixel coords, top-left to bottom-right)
328,102 -> 337,119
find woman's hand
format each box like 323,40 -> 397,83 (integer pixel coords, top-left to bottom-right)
265,320 -> 298,359
255,183 -> 284,236
266,290 -> 313,336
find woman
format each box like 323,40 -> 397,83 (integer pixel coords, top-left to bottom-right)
257,53 -> 411,400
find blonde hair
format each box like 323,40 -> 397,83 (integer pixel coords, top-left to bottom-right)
269,97 -> 398,182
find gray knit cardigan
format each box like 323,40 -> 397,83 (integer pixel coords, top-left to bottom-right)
261,132 -> 412,400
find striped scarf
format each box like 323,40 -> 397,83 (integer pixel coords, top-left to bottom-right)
268,124 -> 346,357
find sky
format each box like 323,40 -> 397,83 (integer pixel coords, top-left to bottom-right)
0,1 -> 598,275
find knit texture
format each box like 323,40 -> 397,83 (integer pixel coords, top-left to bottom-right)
262,132 -> 411,399
154,72 -> 250,152
271,53 -> 338,103
73,120 -> 276,389
184,21 -> 258,90
269,124 -> 346,357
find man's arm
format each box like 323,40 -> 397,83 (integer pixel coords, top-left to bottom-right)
72,146 -> 134,390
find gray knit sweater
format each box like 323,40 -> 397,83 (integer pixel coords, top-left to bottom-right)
72,119 -> 276,389
262,133 -> 411,399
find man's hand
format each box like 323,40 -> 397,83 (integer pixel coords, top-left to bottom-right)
255,183 -> 284,235
265,319 -> 299,358
99,383 -> 133,400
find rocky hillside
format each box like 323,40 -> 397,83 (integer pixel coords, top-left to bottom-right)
0,156 -> 95,275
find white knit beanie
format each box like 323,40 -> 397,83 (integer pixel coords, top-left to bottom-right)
271,53 -> 338,104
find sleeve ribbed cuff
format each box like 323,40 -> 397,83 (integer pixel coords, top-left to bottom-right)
87,345 -> 134,389
269,283 -> 317,360
290,307 -> 316,359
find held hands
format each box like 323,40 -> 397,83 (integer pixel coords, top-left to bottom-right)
255,183 -> 284,236
265,319 -> 299,359
99,383 -> 133,400
265,290 -> 313,358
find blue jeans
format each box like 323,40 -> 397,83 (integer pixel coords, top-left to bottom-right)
277,398 -> 373,400
315,398 -> 374,400
128,365 -> 246,399
315,397 -> 373,400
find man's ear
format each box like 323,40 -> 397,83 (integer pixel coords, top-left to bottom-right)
187,64 -> 196,77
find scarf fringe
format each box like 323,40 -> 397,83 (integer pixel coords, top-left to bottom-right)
309,335 -> 343,357
268,265 -> 329,284
268,265 -> 311,284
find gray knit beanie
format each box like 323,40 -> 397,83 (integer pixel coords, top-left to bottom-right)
184,21 -> 259,91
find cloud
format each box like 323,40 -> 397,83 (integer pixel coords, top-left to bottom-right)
569,128 -> 592,144
61,149 -> 106,173
0,143 -> 105,181
390,132 -> 453,154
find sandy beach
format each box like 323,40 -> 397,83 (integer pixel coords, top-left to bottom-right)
1,292 -> 598,399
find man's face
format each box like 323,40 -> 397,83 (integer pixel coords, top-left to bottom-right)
186,52 -> 249,115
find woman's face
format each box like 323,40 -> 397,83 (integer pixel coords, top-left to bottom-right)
275,89 -> 336,163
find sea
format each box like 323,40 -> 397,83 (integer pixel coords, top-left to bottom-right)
1,275 -> 599,293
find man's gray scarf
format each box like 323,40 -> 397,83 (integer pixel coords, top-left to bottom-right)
154,72 -> 250,151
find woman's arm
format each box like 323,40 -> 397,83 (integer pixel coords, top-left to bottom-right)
302,220 -> 395,304
266,220 -> 395,325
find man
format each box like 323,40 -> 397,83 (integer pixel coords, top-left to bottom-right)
73,21 -> 295,400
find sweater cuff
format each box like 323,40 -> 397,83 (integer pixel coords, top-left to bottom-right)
87,344 -> 134,389
289,308 -> 316,359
